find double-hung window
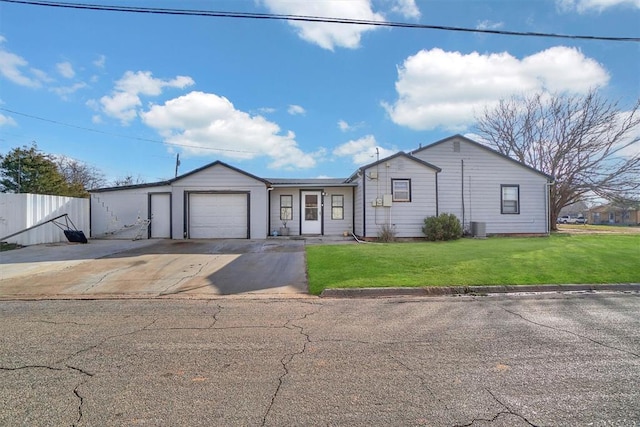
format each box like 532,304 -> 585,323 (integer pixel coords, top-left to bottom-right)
331,195 -> 344,220
280,195 -> 293,221
501,185 -> 520,214
392,179 -> 411,202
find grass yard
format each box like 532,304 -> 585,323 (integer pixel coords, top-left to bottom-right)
305,234 -> 640,295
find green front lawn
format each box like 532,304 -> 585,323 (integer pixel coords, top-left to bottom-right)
305,234 -> 640,295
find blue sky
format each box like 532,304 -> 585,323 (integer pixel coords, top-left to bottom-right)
1,0 -> 638,185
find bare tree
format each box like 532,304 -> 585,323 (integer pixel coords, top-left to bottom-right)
475,90 -> 640,228
112,174 -> 146,187
56,156 -> 106,194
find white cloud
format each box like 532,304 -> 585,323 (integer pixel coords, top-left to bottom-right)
288,104 -> 306,115
56,61 -> 75,78
51,82 -> 88,99
338,120 -> 351,131
257,107 -> 276,114
383,46 -> 610,131
93,54 -> 106,68
557,0 -> 640,13
100,91 -> 142,123
476,20 -> 504,30
390,0 -> 421,18
141,91 -> 317,170
0,113 -> 17,127
261,0 -> 385,50
0,47 -> 48,88
98,70 -> 195,124
333,135 -> 396,164
338,119 -> 365,132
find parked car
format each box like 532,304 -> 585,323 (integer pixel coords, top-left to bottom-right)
557,215 -> 573,224
557,215 -> 587,224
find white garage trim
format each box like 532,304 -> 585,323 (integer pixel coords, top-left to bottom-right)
186,191 -> 250,239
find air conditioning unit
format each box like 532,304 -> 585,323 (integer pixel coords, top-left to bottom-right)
471,221 -> 486,239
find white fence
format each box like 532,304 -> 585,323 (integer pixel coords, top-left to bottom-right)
0,193 -> 89,245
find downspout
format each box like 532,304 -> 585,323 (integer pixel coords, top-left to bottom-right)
267,186 -> 272,237
461,160 -> 465,228
89,195 -> 93,238
435,172 -> 439,216
362,170 -> 367,238
351,185 -> 355,236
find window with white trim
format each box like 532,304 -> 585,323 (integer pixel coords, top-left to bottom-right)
392,179 -> 411,202
501,185 -> 520,214
331,195 -> 344,220
280,195 -> 293,221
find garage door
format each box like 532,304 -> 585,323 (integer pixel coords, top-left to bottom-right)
189,193 -> 249,239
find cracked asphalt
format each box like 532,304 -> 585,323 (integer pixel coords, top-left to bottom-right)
1,292 -> 639,426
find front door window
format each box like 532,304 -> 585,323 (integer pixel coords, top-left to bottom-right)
305,194 -> 319,221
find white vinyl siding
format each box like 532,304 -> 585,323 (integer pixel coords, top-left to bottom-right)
269,187 -> 353,236
91,184 -> 169,239
323,188 -> 353,236
413,136 -> 549,234
361,156 -> 437,238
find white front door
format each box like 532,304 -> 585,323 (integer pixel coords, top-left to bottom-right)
150,193 -> 171,238
301,191 -> 322,235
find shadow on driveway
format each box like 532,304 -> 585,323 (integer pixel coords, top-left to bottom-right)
0,239 -> 308,298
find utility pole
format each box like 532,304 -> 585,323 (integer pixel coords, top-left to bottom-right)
174,153 -> 180,178
17,153 -> 21,193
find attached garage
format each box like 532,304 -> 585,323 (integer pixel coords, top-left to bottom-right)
187,192 -> 249,239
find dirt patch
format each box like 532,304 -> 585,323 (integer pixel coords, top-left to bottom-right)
556,224 -> 640,234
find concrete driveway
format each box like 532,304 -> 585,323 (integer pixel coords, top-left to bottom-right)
0,239 -> 309,298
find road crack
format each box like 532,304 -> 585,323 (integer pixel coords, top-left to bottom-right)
261,308 -> 320,426
0,363 -> 93,427
389,355 -> 450,411
454,388 -> 538,426
498,305 -> 640,358
158,261 -> 210,296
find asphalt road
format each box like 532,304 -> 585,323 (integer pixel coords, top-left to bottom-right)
1,293 -> 639,426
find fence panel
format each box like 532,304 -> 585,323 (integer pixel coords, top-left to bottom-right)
0,193 -> 89,245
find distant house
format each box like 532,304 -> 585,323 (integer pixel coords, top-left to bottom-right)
89,135 -> 554,240
588,203 -> 640,225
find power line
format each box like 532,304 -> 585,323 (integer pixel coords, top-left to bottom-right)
0,107 -> 258,155
2,0 -> 638,43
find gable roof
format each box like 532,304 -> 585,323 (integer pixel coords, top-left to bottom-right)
347,151 -> 441,182
90,160 -> 270,193
172,160 -> 271,185
412,134 -> 554,181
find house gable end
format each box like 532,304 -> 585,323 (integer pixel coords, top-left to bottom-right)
412,134 -> 553,181
171,160 -> 271,186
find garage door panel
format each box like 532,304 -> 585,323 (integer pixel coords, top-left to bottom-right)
189,193 -> 248,239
